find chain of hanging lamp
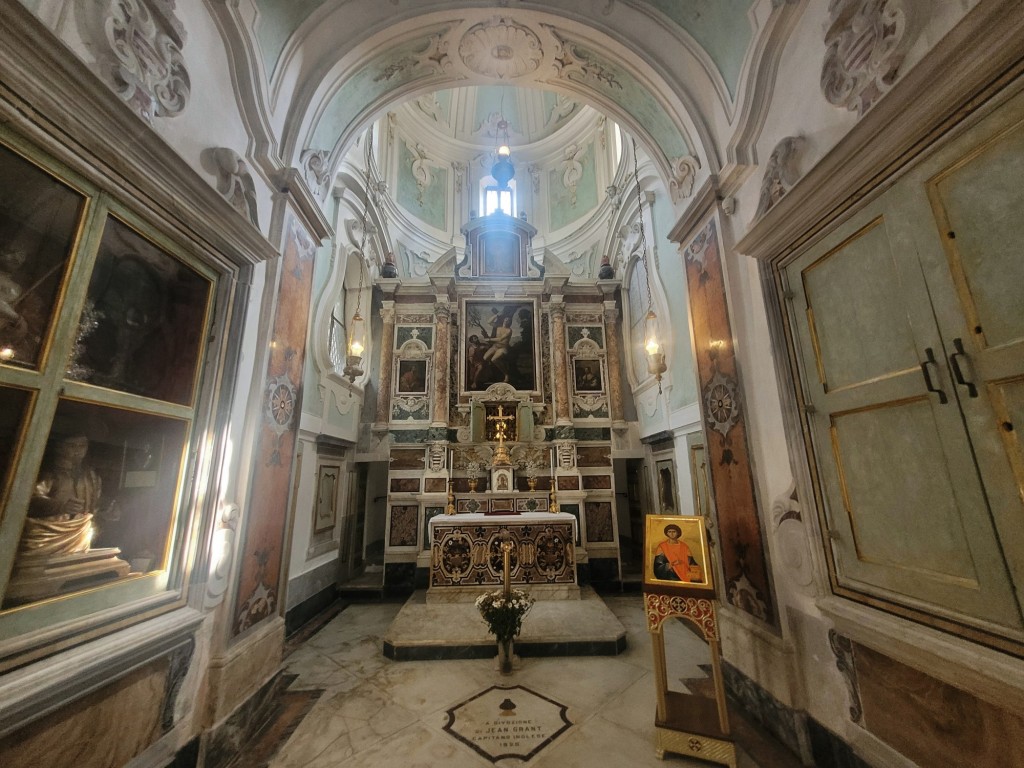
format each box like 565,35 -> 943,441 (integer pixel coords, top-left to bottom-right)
630,137 -> 666,393
343,127 -> 374,382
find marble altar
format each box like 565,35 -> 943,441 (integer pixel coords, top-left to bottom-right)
428,512 -> 577,601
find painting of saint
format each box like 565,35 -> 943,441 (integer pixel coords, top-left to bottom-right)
396,359 -> 428,394
463,301 -> 536,391
573,359 -> 602,392
644,514 -> 714,592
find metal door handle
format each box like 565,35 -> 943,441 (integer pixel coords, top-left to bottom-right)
920,347 -> 947,404
949,338 -> 978,398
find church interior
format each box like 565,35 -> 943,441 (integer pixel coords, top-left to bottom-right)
1,1 -> 1023,766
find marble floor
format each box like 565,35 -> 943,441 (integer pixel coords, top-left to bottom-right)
268,595 -> 795,768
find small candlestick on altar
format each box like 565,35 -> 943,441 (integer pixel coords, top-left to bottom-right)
445,478 -> 456,515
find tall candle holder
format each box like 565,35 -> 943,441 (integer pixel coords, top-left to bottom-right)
445,479 -> 456,515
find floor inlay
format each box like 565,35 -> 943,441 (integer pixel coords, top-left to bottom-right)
443,684 -> 573,762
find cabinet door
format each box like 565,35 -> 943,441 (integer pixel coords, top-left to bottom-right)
894,86 -> 1024,595
785,189 -> 1023,633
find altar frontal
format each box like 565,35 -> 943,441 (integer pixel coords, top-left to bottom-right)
429,512 -> 577,594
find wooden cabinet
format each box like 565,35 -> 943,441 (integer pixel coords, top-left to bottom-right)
783,86 -> 1024,644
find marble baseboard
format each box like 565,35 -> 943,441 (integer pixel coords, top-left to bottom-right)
285,583 -> 339,637
720,661 -> 870,768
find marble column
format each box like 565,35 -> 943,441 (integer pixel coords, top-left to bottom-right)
550,299 -> 571,426
603,301 -> 626,429
374,302 -> 396,429
432,300 -> 451,428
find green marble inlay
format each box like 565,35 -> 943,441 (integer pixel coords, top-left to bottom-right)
396,326 -> 434,349
575,428 -> 611,441
391,429 -> 432,442
643,0 -> 754,99
396,139 -> 448,230
548,141 -> 599,231
254,0 -> 327,77
568,326 -> 604,348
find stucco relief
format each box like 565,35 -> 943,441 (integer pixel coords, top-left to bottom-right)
458,18 -> 543,79
559,143 -> 586,206
821,0 -> 914,115
771,482 -> 815,590
669,155 -> 701,203
546,26 -> 622,90
300,149 -> 331,201
208,147 -> 259,227
753,136 -> 803,219
103,0 -> 190,122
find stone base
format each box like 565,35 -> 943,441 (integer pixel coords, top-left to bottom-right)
425,584 -> 580,603
383,586 -> 627,661
5,548 -> 131,603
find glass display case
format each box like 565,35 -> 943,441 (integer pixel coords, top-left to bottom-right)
0,134 -> 222,669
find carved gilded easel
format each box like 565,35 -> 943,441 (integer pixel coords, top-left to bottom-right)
645,592 -> 735,767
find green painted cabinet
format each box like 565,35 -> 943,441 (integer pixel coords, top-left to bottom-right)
783,86 -> 1024,642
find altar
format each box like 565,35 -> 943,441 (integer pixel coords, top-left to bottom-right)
428,511 -> 578,602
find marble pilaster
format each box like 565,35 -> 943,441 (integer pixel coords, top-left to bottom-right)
549,299 -> 571,425
431,300 -> 451,427
603,301 -> 626,428
374,302 -> 397,428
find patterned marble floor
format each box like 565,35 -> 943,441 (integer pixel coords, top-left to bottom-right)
268,595 -> 785,768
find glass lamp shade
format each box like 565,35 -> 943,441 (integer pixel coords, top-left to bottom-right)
343,310 -> 365,381
644,309 -> 667,376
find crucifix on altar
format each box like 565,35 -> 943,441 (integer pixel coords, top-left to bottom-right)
487,404 -> 515,492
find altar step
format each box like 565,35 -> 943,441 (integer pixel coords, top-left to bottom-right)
382,586 -> 628,661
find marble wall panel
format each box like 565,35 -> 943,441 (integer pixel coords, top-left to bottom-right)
582,474 -> 612,489
0,660 -> 166,766
682,217 -> 774,624
233,212 -> 317,636
390,449 -> 426,470
856,643 -> 1024,768
389,505 -> 419,547
584,501 -> 614,542
576,445 -> 611,467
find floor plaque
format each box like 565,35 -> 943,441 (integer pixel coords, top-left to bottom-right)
443,684 -> 572,762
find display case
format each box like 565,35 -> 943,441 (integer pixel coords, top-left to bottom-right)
0,132 -> 226,670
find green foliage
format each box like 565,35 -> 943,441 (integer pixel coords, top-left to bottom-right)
475,588 -> 535,643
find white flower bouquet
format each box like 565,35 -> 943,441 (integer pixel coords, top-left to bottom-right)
475,587 -> 535,643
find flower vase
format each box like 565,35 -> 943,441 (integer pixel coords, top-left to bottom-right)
497,637 -> 515,675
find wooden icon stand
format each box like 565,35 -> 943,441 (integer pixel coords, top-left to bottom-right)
645,592 -> 735,766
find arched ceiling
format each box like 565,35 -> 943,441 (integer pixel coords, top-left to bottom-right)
403,86 -> 585,147
213,1 -> 789,202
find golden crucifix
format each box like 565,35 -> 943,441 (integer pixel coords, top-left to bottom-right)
487,405 -> 514,465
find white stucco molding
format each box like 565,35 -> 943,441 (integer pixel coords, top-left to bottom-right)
736,0 -> 1024,260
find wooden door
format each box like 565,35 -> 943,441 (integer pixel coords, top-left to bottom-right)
894,86 -> 1024,595
784,185 -> 1023,632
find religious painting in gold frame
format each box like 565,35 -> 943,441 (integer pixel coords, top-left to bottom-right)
461,299 -> 538,393
644,514 -> 714,593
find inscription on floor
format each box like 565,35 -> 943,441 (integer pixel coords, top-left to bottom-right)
443,684 -> 572,762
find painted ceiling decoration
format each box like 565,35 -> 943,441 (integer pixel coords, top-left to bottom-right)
253,0 -> 756,98
305,17 -> 691,179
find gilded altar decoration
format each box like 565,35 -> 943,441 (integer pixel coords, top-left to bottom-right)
430,521 -> 576,587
